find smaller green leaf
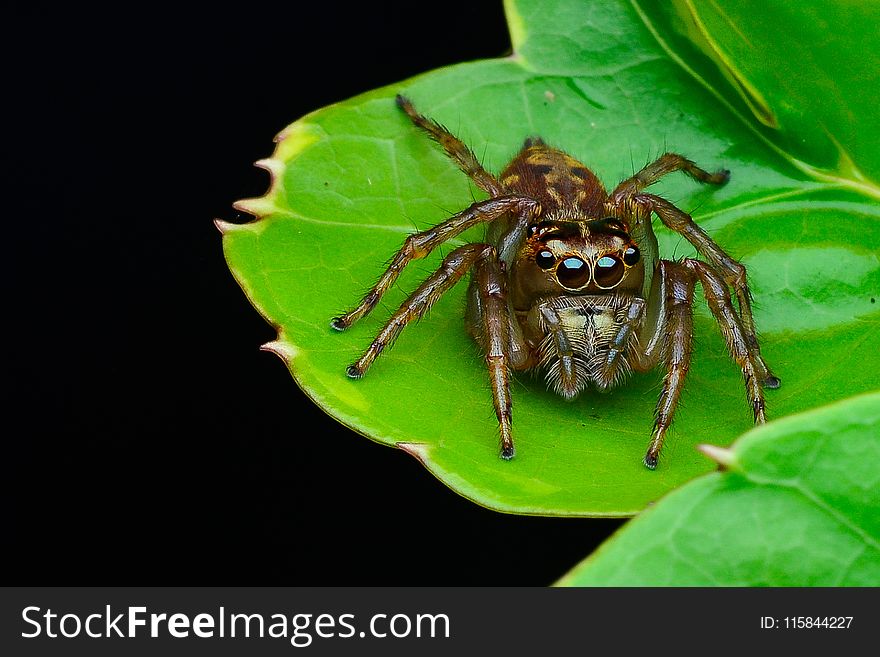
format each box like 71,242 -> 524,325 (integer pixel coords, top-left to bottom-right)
557,392 -> 880,586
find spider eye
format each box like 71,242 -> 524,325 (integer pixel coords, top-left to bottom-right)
623,245 -> 640,266
535,250 -> 555,269
594,255 -> 625,288
528,221 -> 553,237
602,217 -> 627,232
557,256 -> 590,288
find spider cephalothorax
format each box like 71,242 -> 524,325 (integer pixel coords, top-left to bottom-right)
332,95 -> 780,469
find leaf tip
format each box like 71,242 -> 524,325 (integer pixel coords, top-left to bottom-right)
696,443 -> 739,471
232,196 -> 278,219
254,157 -> 284,180
261,339 -> 299,364
214,215 -> 264,235
214,218 -> 236,234
273,121 -> 321,161
397,441 -> 432,463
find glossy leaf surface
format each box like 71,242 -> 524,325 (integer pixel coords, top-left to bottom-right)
220,0 -> 880,515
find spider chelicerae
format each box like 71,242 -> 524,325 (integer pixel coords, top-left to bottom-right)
332,95 -> 779,469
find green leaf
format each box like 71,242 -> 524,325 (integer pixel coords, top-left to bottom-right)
650,0 -> 880,187
219,0 -> 880,516
556,392 -> 880,585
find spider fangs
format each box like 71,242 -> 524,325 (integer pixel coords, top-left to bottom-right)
331,95 -> 780,469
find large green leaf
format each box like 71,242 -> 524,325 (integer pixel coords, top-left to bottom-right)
557,392 -> 880,585
219,0 -> 880,515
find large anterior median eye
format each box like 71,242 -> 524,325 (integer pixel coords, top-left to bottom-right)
557,256 -> 590,288
593,255 -> 625,289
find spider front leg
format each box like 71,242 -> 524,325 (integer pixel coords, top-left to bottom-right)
470,249 -> 518,459
345,242 -> 519,460
330,195 -> 536,330
609,153 -> 778,386
684,257 -> 770,424
644,258 -> 773,469
640,193 -> 779,389
344,243 -> 493,378
644,261 -> 697,469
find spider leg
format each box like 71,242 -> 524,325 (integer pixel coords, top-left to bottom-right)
608,153 -> 776,385
396,94 -> 505,197
465,264 -> 533,371
346,243 -> 518,460
634,192 -> 779,389
645,261 -> 697,470
345,243 -> 491,378
684,258 -> 770,425
331,195 -> 537,330
471,248 -> 518,459
610,152 -> 729,199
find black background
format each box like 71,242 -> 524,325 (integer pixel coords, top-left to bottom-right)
9,2 -> 624,584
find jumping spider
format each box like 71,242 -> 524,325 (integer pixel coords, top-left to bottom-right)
332,95 -> 779,469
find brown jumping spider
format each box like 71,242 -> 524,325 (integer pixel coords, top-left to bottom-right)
332,95 -> 779,469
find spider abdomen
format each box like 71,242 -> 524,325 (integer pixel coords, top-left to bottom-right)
500,141 -> 608,218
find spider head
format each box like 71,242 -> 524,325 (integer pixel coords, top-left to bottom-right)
514,217 -> 644,302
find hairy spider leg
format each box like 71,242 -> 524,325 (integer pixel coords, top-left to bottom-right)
685,258 -> 769,425
344,242 -> 518,460
331,196 -> 536,330
638,193 -> 779,389
472,249 -> 517,458
611,152 -> 730,198
645,260 -> 697,469
396,94 -> 505,197
609,153 -> 777,388
644,257 -> 773,469
345,243 -> 492,377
